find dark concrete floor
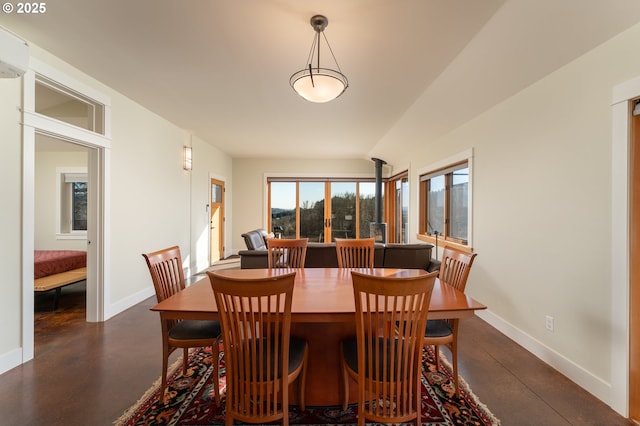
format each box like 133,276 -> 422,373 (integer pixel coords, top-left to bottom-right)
0,280 -> 634,425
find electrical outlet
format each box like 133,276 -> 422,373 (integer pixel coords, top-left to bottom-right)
545,315 -> 554,332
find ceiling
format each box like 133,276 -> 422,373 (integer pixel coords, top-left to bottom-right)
4,0 -> 640,160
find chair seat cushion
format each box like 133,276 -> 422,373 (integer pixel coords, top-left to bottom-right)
169,320 -> 221,340
425,319 -> 453,338
341,337 -> 411,380
287,336 -> 308,374
238,337 -> 308,380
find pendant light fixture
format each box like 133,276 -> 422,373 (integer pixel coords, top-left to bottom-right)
290,15 -> 348,103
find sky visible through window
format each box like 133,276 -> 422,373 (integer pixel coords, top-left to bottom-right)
271,181 -> 376,209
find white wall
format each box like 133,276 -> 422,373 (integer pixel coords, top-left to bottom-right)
189,134 -> 233,274
231,157 -> 375,251
370,20 -> 640,412
107,87 -> 193,304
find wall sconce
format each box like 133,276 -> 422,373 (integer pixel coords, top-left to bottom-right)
183,146 -> 192,171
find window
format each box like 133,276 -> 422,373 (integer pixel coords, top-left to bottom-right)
70,181 -> 88,231
270,182 -> 297,239
58,170 -> 88,238
35,77 -> 105,134
419,154 -> 471,248
358,182 -> 376,239
385,172 -> 409,243
268,178 -> 381,242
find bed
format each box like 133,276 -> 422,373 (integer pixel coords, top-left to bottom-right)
34,250 -> 87,310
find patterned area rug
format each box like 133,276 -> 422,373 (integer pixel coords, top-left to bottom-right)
115,346 -> 500,425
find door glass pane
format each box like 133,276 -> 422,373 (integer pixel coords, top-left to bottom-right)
427,175 -> 445,235
359,182 -> 376,239
450,167 -> 469,242
299,182 -> 325,242
331,182 -> 356,240
211,183 -> 222,203
270,182 -> 296,238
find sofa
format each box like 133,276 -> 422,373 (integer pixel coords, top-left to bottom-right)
239,229 -> 441,272
241,228 -> 272,251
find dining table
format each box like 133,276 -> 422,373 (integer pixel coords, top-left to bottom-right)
151,267 -> 486,406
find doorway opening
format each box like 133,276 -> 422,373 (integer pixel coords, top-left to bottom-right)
33,136 -> 91,335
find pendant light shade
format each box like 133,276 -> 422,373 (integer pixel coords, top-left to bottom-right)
290,15 -> 348,103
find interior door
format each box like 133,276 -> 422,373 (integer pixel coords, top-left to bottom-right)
209,179 -> 224,263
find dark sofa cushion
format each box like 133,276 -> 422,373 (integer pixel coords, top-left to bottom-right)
303,243 -> 385,268
382,243 -> 433,270
241,242 -> 393,269
303,243 -> 339,268
239,249 -> 268,269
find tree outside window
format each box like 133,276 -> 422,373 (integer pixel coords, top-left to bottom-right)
268,179 -> 380,242
420,161 -> 469,246
59,171 -> 88,235
72,181 -> 87,231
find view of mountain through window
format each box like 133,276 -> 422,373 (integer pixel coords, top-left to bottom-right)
269,180 -> 379,242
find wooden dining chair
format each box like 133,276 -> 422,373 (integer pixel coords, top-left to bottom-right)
423,246 -> 477,397
340,270 -> 437,426
208,270 -> 308,426
335,238 -> 375,268
266,238 -> 308,269
142,246 -> 221,405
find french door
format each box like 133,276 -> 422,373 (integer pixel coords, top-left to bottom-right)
268,180 -> 377,242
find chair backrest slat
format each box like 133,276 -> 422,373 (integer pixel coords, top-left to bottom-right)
142,245 -> 188,333
335,238 -> 375,268
438,246 -> 477,292
143,245 -> 185,302
267,238 -> 308,269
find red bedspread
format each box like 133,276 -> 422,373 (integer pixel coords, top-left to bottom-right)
34,250 -> 87,279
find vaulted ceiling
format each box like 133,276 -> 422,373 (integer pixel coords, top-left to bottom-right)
4,0 -> 640,159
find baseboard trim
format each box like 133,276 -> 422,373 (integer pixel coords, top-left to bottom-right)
0,347 -> 23,376
106,286 -> 155,320
476,309 -> 612,409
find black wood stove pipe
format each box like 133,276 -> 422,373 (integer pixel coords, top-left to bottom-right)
371,157 -> 387,224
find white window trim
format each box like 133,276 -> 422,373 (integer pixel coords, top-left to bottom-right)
56,166 -> 88,239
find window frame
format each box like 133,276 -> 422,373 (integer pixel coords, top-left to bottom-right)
417,149 -> 473,251
384,171 -> 409,243
35,75 -> 105,135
